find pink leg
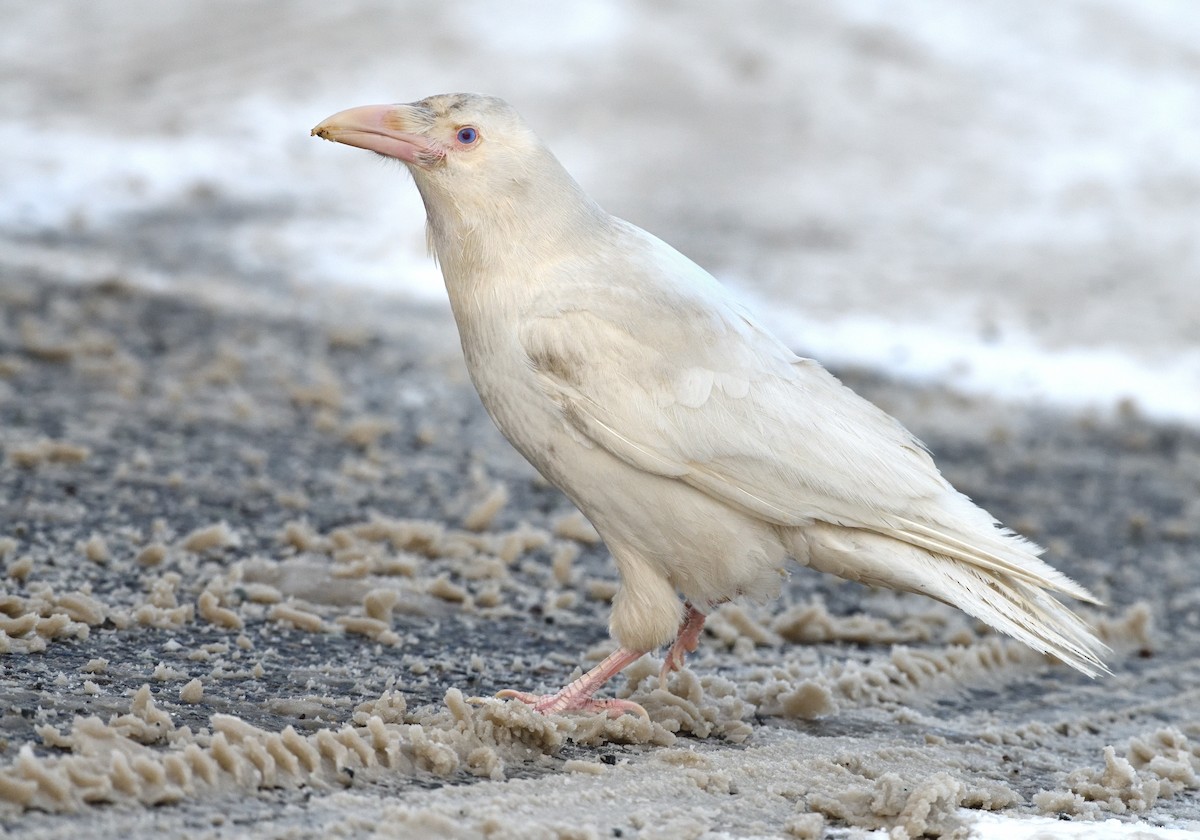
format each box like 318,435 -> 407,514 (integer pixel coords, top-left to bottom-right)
497,647 -> 649,719
660,602 -> 707,682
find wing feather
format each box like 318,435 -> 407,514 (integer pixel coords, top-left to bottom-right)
519,227 -> 1096,605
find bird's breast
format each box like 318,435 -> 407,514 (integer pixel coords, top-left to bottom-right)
452,297 -> 574,472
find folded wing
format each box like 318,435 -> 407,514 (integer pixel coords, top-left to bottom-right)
520,234 -> 1101,612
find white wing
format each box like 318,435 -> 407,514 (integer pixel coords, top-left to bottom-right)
520,224 -> 1098,605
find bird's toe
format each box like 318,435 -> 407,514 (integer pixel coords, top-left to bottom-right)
496,688 -> 648,720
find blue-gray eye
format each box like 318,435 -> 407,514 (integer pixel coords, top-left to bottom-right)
457,126 -> 478,144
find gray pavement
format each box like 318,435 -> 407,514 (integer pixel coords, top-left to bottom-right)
0,275 -> 1197,837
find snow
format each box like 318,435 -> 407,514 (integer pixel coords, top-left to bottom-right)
2,1 -> 1197,428
968,812 -> 1200,840
1,5 -> 1197,418
749,294 -> 1200,425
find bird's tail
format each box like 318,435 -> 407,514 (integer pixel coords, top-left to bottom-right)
791,522 -> 1110,677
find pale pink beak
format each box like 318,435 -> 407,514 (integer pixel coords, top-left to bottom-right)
311,103 -> 443,165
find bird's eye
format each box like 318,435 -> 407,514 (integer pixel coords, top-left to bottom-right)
456,126 -> 478,145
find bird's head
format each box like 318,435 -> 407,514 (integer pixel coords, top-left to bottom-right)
314,93 -> 607,274
312,93 -> 581,222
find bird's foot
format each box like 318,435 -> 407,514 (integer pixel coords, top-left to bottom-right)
496,689 -> 648,720
659,603 -> 708,684
495,646 -> 649,720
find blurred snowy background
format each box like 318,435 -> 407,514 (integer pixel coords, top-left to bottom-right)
2,0 -> 1198,422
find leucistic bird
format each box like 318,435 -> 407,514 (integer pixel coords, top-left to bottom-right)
312,94 -> 1108,718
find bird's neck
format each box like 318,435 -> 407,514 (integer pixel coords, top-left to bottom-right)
416,164 -> 611,299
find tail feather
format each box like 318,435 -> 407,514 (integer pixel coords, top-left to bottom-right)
796,523 -> 1111,677
888,515 -> 1101,605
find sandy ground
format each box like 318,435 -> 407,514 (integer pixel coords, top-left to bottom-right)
1,276 -> 1198,838
2,3 -> 1200,838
